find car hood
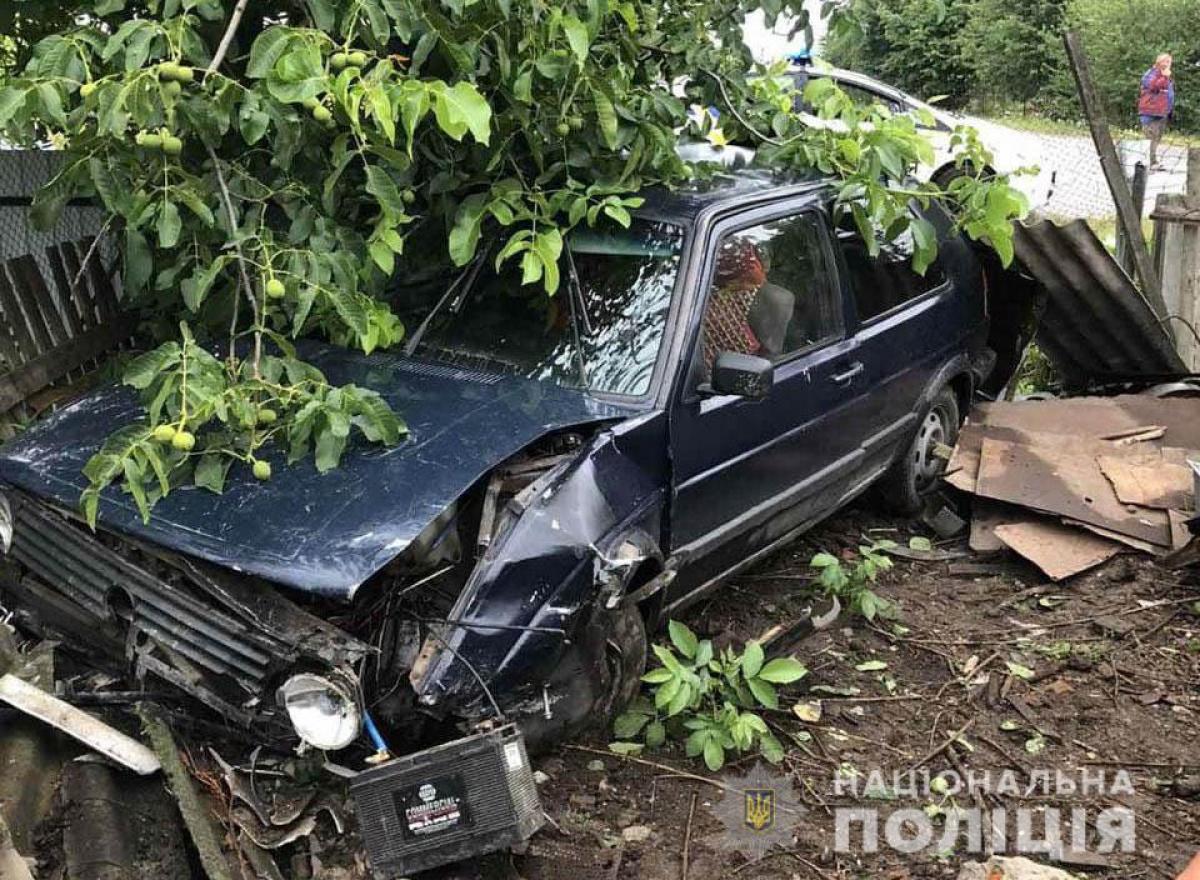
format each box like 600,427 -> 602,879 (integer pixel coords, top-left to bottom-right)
0,342 -> 637,600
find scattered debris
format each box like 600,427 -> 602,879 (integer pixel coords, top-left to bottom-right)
62,760 -> 135,880
140,707 -> 233,880
946,396 -> 1200,578
0,812 -> 33,880
621,825 -> 652,843
956,856 -> 1079,880
0,626 -> 159,776
993,520 -> 1121,581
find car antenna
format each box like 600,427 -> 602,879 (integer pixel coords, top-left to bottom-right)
403,254 -> 486,358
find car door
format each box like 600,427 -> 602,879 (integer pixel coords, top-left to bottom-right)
668,204 -> 870,590
831,207 -> 962,473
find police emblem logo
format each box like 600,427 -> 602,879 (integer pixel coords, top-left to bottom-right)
744,788 -> 775,833
709,763 -> 807,860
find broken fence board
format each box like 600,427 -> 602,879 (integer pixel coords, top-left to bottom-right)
0,674 -> 160,775
993,521 -> 1121,581
975,437 -> 1172,547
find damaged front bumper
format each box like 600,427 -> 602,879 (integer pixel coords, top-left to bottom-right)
0,488 -> 370,739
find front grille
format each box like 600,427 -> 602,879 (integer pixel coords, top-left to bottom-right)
8,494 -> 281,691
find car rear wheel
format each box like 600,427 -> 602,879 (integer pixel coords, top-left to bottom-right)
881,386 -> 960,516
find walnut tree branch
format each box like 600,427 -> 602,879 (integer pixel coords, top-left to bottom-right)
206,0 -> 250,77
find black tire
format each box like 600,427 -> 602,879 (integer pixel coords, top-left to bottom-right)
880,386 -> 961,516
594,601 -> 648,722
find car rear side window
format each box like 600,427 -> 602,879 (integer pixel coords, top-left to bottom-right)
835,213 -> 947,324
699,213 -> 844,378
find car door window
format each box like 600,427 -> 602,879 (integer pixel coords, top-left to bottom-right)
835,212 -> 947,324
699,213 -> 843,380
839,82 -> 902,114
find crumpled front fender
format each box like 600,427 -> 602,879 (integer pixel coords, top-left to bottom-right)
412,413 -> 666,729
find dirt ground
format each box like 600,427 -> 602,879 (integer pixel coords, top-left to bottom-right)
513,504 -> 1200,880
10,503 -> 1200,880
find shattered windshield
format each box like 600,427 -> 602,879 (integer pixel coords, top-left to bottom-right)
392,220 -> 684,396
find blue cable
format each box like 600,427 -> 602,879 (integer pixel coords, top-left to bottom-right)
363,710 -> 390,756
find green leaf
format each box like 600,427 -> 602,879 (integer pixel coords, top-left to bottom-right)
369,239 -> 395,275
430,81 -> 492,145
746,677 -> 778,710
702,737 -> 725,771
668,620 -> 698,659
758,657 -> 809,684
448,194 -> 487,266
592,88 -> 619,150
760,731 -> 785,764
194,453 -> 230,494
365,165 -> 406,217
908,536 -> 933,552
247,27 -> 293,79
644,720 -> 666,748
157,201 -> 181,249
855,660 -> 888,672
613,711 -> 650,739
641,667 -> 672,684
742,641 -> 764,679
124,343 -> 181,390
1005,661 -> 1035,680
562,15 -> 590,66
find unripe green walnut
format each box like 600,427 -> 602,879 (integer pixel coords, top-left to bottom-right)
163,80 -> 182,98
303,97 -> 320,110
555,122 -> 570,137
312,105 -> 332,123
172,430 -> 196,452
80,82 -> 97,99
257,408 -> 279,425
265,278 -> 286,299
153,424 -> 177,444
331,52 -> 349,70
253,460 -> 272,481
136,131 -> 162,149
347,51 -> 368,68
401,189 -> 416,206
162,136 -> 184,156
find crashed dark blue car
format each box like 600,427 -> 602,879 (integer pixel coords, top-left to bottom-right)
0,170 -> 1023,750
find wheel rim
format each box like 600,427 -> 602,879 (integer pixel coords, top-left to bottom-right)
912,404 -> 950,492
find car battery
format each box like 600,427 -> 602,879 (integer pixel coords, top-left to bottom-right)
350,725 -> 544,878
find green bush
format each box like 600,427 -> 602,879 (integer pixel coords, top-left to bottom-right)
825,0 -> 975,108
824,0 -> 1200,134
1064,0 -> 1200,133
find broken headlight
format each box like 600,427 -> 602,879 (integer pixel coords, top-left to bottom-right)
279,673 -> 362,751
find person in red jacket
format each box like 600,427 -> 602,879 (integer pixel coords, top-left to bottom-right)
1139,53 -> 1176,169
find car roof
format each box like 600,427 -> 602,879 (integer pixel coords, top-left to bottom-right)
638,166 -> 829,224
796,64 -> 959,128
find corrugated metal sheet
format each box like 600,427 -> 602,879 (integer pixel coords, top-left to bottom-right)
1013,217 -> 1186,388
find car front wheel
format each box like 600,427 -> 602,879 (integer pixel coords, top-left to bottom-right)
881,386 -> 960,516
595,601 -> 648,722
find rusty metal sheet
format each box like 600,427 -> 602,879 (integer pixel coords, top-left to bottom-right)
1097,453 -> 1195,510
948,397 -> 1200,495
968,499 -> 1029,553
993,521 -> 1121,581
975,437 -> 1172,547
1013,218 -> 1187,389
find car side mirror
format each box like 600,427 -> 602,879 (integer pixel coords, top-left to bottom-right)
707,352 -> 774,400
